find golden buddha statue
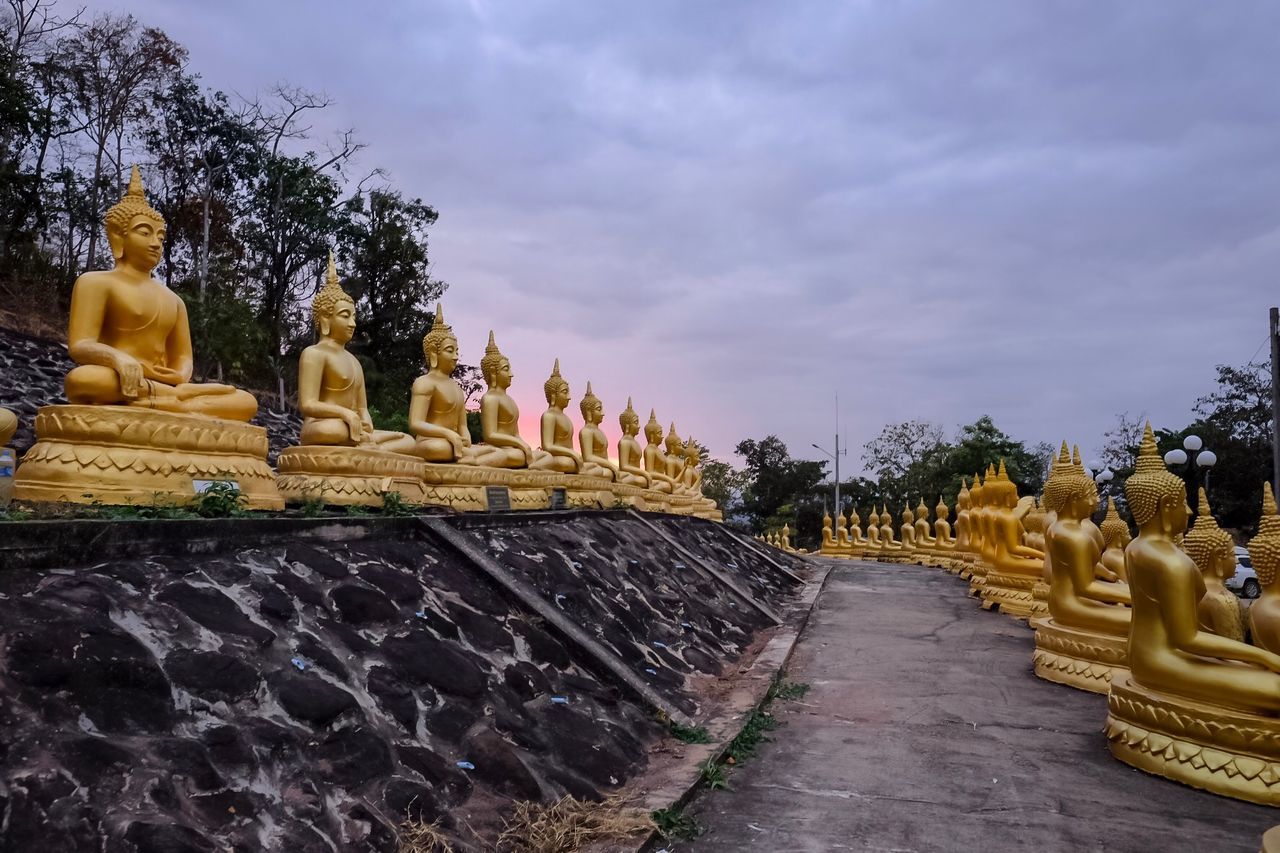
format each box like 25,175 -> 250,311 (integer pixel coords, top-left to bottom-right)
1023,498 -> 1047,552
275,255 -> 424,505
664,423 -> 689,493
616,398 -> 650,488
1032,452 -> 1131,692
879,504 -> 903,558
573,382 -> 615,480
0,408 -> 15,448
478,332 -> 556,470
297,256 -> 414,454
680,438 -> 701,493
1097,499 -> 1131,582
780,523 -> 794,552
537,359 -> 584,474
953,479 -> 974,575
898,504 -> 918,552
982,460 -> 1047,618
1185,488 -> 1245,643
1106,424 -> 1280,804
820,512 -> 837,553
914,497 -> 937,548
833,510 -> 852,552
410,304 -> 485,465
642,410 -> 677,494
969,469 -> 997,592
65,168 -> 256,420
1249,484 -> 1280,655
848,506 -> 868,548
1031,444 -> 1073,609
15,167 -> 280,508
864,507 -> 883,550
934,497 -> 956,548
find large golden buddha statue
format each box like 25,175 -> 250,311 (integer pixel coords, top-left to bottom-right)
1106,425 -> 1280,804
538,360 -> 583,474
864,507 -> 883,551
577,382 -> 616,481
664,423 -> 688,491
982,460 -> 1047,618
14,167 -> 280,508
1032,450 -> 1131,692
952,479 -> 974,575
478,332 -> 556,470
616,398 -> 650,488
0,408 -> 17,448
848,506 -> 868,549
1248,485 -> 1280,654
409,304 -> 484,465
642,410 -> 677,494
275,256 -> 423,505
1186,488 -> 1245,643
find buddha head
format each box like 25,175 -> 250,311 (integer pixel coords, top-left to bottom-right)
481,331 -> 512,390
1124,423 -> 1189,536
619,397 -> 640,436
105,165 -> 166,271
312,253 -> 356,345
579,381 -> 603,425
822,513 -> 833,532
916,497 -> 931,521
1057,463 -> 1099,522
970,474 -> 984,508
957,478 -> 971,511
644,410 -> 664,446
936,497 -> 950,522
684,438 -> 701,465
1188,488 -> 1238,582
1041,442 -> 1073,516
422,304 -> 459,373
902,504 -> 914,525
665,423 -> 683,456
543,359 -> 570,408
849,506 -> 861,526
1099,499 -> 1132,551
1248,484 -> 1280,589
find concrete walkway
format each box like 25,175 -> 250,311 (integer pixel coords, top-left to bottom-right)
677,560 -> 1277,852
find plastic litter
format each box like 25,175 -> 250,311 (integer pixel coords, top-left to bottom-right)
653,641 -> 667,648
550,695 -> 569,704
645,668 -> 658,675
456,761 -> 476,770
290,657 -> 308,671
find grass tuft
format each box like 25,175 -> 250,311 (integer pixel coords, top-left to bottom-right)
498,794 -> 654,852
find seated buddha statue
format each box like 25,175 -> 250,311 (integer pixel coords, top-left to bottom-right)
664,424 -> 688,492
834,510 -> 852,551
848,506 -> 868,547
1032,449 -> 1131,691
0,407 -> 15,448
914,497 -> 938,548
880,505 -> 903,552
1106,424 -> 1280,803
576,382 -> 616,480
297,255 -> 414,454
820,512 -> 837,553
1032,443 -> 1072,609
410,304 -> 485,464
1185,488 -> 1245,643
538,359 -> 584,474
899,504 -> 918,552
64,167 -> 256,421
864,507 -> 883,550
1023,498 -> 1047,553
780,524 -> 794,551
934,497 -> 956,548
1097,499 -> 1131,582
991,461 -> 1046,572
478,332 -> 557,469
642,410 -> 677,493
953,479 -> 973,573
615,398 -> 650,488
974,469 -> 997,568
1249,484 -> 1280,654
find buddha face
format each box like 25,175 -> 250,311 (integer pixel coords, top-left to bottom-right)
118,214 -> 166,271
434,335 -> 460,373
322,299 -> 357,345
494,358 -> 513,390
1161,495 -> 1192,537
1212,544 -> 1237,581
645,425 -> 662,445
554,386 -> 570,409
583,400 -> 602,424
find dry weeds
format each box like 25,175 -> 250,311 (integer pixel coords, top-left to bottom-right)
497,794 -> 655,852
397,816 -> 455,853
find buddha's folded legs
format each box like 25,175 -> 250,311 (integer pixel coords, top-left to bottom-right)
414,435 -> 479,464
66,365 -> 257,421
368,429 -> 415,455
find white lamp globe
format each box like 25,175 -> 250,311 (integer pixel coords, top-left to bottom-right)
1183,435 -> 1203,452
1164,449 -> 1188,466
1196,450 -> 1217,468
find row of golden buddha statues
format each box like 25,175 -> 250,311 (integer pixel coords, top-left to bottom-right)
0,168 -> 719,518
765,431 -> 1280,806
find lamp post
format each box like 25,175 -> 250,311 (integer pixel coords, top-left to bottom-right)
812,437 -> 845,518
1163,434 -> 1217,514
1088,458 -> 1115,511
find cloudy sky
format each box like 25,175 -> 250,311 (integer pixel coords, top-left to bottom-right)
84,0 -> 1280,474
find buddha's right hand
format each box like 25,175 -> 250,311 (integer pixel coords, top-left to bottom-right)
343,412 -> 365,443
115,354 -> 144,398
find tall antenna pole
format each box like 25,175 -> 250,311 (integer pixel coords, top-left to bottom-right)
834,393 -> 841,516
1271,308 -> 1280,497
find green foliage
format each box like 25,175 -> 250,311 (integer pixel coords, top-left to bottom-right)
735,435 -> 827,537
726,707 -> 781,765
368,406 -> 410,434
466,410 -> 483,445
668,722 -> 712,744
345,504 -> 372,517
298,496 -> 326,517
767,677 -> 811,702
379,491 -> 414,517
192,481 -> 245,518
698,758 -> 728,790
651,807 -> 702,840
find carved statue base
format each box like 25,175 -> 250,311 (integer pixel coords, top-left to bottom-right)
980,570 -> 1041,619
276,445 -> 427,507
1031,616 -> 1128,693
14,405 -> 283,510
967,562 -> 990,596
1106,672 -> 1280,805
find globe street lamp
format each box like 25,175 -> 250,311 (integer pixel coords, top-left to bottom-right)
1163,434 -> 1217,513
1088,459 -> 1116,510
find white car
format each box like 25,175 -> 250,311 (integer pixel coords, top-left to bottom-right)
1225,546 -> 1259,599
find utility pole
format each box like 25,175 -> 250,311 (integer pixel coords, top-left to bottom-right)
1271,308 -> 1280,497
834,431 -> 841,517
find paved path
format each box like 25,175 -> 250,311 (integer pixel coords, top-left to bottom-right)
677,560 -> 1277,852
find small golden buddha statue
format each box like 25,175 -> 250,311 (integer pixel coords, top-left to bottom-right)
953,479 -> 973,574
297,255 -> 414,454
681,438 -> 701,493
538,359 -> 583,474
849,506 -> 868,547
834,510 -> 852,551
664,423 -> 688,492
1097,499 -> 1131,582
780,524 -> 793,551
899,504 -> 918,552
820,512 -> 837,552
616,398 -> 650,487
1023,498 -> 1047,553
864,507 -> 883,550
914,497 -> 937,548
1185,488 -> 1245,643
478,332 -> 556,470
0,408 -> 15,447
1249,484 -> 1280,655
410,304 -> 485,464
574,382 -> 616,480
879,504 -> 902,553
65,167 -> 257,421
982,460 -> 1048,617
642,410 -> 677,494
934,497 -> 956,548
1105,424 -> 1280,804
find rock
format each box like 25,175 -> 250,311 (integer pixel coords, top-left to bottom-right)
447,601 -> 514,651
150,738 -> 225,791
383,779 -> 443,822
312,726 -> 392,788
329,583 -> 398,625
200,726 -> 256,771
382,632 -> 490,698
512,620 -> 572,668
366,666 -> 417,732
285,545 -> 348,580
165,650 -> 261,703
122,820 -> 217,853
253,582 -> 296,623
156,584 -> 275,646
397,746 -> 473,807
460,727 -> 542,800
271,670 -> 359,726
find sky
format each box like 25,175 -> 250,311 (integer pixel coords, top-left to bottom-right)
80,0 -> 1280,475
